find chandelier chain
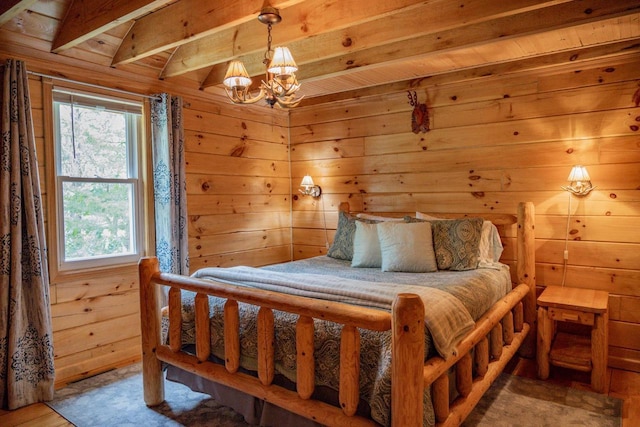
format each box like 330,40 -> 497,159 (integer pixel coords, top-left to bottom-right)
264,23 -> 273,65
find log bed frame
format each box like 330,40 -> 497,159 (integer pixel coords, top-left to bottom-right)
138,202 -> 536,427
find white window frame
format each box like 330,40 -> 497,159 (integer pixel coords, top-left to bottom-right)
51,87 -> 144,272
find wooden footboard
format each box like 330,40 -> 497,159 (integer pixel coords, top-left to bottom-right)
138,202 -> 536,427
140,256 -> 393,426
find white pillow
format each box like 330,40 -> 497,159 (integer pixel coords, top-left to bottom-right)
356,213 -> 404,222
377,222 -> 437,273
416,211 -> 504,265
351,222 -> 382,268
478,221 -> 503,263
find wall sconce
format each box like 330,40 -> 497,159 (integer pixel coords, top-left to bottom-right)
299,175 -> 321,197
561,165 -> 595,196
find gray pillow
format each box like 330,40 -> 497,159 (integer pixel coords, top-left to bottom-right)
432,218 -> 483,270
377,221 -> 437,273
351,222 -> 382,268
327,211 -> 378,261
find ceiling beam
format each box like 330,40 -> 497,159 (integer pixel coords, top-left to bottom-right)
295,0 -> 640,83
160,0 -> 476,78
51,0 -> 175,53
200,0 -> 639,90
297,13 -> 640,98
111,0 -> 306,66
0,0 -> 38,26
301,40 -> 640,106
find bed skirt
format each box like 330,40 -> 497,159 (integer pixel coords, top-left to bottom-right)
166,363 -> 380,427
164,346 -> 378,426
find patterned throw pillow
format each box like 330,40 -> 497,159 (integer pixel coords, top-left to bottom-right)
327,211 -> 378,261
432,218 -> 483,271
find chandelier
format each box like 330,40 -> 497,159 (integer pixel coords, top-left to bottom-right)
222,4 -> 303,108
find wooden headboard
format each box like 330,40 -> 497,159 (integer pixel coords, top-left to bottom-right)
337,202 -> 517,225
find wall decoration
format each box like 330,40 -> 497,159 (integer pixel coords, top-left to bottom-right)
408,91 -> 430,133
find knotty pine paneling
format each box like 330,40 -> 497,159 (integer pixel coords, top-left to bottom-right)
183,98 -> 291,271
290,56 -> 640,371
51,289 -> 140,332
184,131 -> 289,161
189,245 -> 291,271
189,228 -> 291,258
187,194 -> 290,216
54,337 -> 142,388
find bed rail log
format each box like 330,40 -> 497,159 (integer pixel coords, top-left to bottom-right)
424,284 -> 531,426
421,200 -> 536,426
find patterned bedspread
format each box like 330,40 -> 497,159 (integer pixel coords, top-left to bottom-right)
175,256 -> 512,427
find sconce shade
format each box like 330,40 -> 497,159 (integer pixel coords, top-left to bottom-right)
300,175 -> 315,187
223,61 -> 252,89
562,165 -> 595,196
566,165 -> 591,182
299,175 -> 321,197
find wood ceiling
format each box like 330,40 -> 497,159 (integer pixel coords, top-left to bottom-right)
1,0 -> 639,106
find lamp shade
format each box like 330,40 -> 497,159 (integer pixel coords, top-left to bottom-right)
268,47 -> 298,76
567,165 -> 591,182
300,175 -> 315,187
223,61 -> 252,89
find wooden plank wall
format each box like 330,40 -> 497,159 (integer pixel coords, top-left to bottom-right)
289,56 -> 640,372
17,71 -> 291,387
183,99 -> 292,271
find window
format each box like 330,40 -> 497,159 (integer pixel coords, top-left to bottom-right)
52,88 -> 143,271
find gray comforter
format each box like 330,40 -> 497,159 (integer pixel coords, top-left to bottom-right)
176,256 -> 512,426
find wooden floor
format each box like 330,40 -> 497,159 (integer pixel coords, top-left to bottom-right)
1,357 -> 638,427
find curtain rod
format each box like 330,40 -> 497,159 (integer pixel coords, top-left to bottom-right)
25,70 -> 162,101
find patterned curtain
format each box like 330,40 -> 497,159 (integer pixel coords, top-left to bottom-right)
150,94 -> 189,275
0,59 -> 55,409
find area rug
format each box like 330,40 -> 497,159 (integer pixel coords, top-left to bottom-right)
48,363 -> 622,427
462,372 -> 621,427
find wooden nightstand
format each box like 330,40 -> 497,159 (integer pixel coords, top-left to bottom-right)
536,286 -> 609,392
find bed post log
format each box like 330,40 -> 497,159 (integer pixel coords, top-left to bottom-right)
474,337 -> 489,376
168,287 -> 182,352
517,201 -> 536,358
392,293 -> 425,427
224,299 -> 240,373
502,311 -> 514,345
195,293 -> 211,362
138,257 -> 165,406
257,307 -> 275,386
339,325 -> 361,417
297,315 -> 316,400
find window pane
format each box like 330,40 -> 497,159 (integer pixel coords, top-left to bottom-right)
57,103 -> 128,178
62,181 -> 135,261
